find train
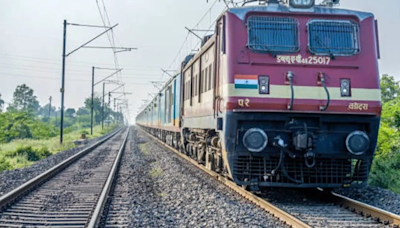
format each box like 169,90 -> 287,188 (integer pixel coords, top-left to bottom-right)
136,0 -> 382,190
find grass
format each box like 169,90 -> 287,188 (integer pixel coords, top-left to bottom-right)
139,143 -> 150,156
149,167 -> 162,178
0,124 -> 118,171
156,192 -> 167,197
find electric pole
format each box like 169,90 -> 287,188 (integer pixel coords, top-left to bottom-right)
102,82 -> 105,130
108,92 -> 111,127
58,20 -> 123,144
49,96 -> 52,118
60,20 -> 67,144
91,66 -> 95,135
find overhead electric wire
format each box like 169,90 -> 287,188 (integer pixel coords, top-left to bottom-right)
163,0 -> 220,77
0,53 -> 159,69
0,72 -> 153,85
0,64 -> 164,76
96,0 -> 135,120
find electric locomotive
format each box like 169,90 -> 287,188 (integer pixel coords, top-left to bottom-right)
136,0 -> 382,190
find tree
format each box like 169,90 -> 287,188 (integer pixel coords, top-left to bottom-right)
65,108 -> 76,118
38,103 -> 56,117
381,74 -> 400,103
76,107 -> 89,116
84,96 -> 102,124
8,84 -> 40,113
0,93 -> 4,112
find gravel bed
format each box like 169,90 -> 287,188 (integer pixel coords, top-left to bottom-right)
0,130 -> 126,227
123,128 -> 288,228
0,128 -> 120,196
335,186 -> 400,215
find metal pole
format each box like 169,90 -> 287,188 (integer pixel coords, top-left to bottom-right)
60,20 -> 67,144
91,66 -> 95,135
102,82 -> 105,130
108,92 -> 111,127
114,98 -> 116,124
48,96 -> 52,117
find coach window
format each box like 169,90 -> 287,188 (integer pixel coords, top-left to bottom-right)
208,64 -> 213,90
203,67 -> 208,92
220,17 -> 226,54
187,81 -> 190,100
167,86 -> 172,123
194,75 -> 197,96
204,67 -> 209,91
196,74 -> 199,96
201,69 -> 205,93
184,81 -> 187,100
198,72 -> 202,101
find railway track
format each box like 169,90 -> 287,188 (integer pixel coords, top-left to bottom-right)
0,127 -> 129,228
140,128 -> 400,228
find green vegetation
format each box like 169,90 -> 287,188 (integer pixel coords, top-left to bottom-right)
0,125 -> 116,171
139,143 -> 150,156
149,166 -> 163,178
369,74 -> 400,193
0,83 -> 123,172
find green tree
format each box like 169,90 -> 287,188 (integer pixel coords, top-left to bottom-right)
0,93 -> 4,112
65,108 -> 76,118
84,96 -> 102,124
380,74 -> 400,103
38,103 -> 56,117
76,107 -> 89,116
0,112 -> 33,142
8,84 -> 40,113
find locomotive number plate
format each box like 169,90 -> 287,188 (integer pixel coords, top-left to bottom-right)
277,55 -> 331,65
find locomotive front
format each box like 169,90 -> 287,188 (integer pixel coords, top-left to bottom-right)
220,1 -> 382,189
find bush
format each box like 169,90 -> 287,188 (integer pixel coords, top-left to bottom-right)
30,121 -> 57,139
0,157 -> 12,172
6,146 -> 52,162
369,153 -> 400,193
80,130 -> 89,135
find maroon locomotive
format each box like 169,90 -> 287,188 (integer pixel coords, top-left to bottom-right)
136,0 -> 382,190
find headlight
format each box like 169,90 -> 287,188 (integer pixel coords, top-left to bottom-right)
346,131 -> 370,155
259,76 -> 269,94
243,128 -> 268,152
289,0 -> 315,8
340,79 -> 351,97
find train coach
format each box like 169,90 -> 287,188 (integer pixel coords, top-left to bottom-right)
136,0 -> 382,190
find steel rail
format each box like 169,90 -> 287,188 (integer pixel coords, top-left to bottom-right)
87,128 -> 129,228
140,128 -> 312,228
331,192 -> 400,227
0,126 -> 125,210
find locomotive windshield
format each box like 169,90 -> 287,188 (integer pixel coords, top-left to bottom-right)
308,20 -> 359,56
247,16 -> 299,53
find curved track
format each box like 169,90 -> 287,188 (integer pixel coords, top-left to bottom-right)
140,127 -> 400,228
0,127 -> 129,228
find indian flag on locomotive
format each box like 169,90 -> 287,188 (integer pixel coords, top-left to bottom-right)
234,75 -> 258,89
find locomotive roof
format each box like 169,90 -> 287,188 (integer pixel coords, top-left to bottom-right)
228,4 -> 374,21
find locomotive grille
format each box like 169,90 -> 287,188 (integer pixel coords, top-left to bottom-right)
247,16 -> 299,53
308,20 -> 359,56
233,156 -> 370,185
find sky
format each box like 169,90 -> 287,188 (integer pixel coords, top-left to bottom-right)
0,0 -> 399,123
